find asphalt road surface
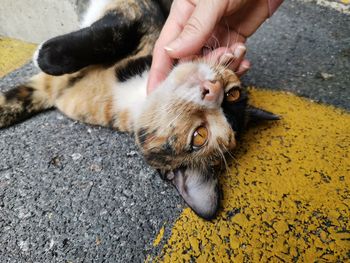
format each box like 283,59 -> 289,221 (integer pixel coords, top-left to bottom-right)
0,0 -> 349,262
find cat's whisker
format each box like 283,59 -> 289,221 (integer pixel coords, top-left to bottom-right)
213,35 -> 220,50
212,26 -> 230,73
226,150 -> 236,162
220,143 -> 237,163
165,112 -> 183,130
145,103 -> 182,129
204,39 -> 222,67
224,18 -> 231,52
217,147 -> 229,172
206,36 -> 218,53
211,20 -> 247,76
158,100 -> 192,133
154,89 -> 199,135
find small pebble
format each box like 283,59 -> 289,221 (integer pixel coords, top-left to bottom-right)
127,151 -> 138,157
317,72 -> 335,80
90,164 -> 102,172
18,240 -> 29,252
71,153 -> 82,161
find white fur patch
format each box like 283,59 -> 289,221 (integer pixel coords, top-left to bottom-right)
32,42 -> 44,69
173,168 -> 219,219
186,173 -> 216,203
113,72 -> 148,122
172,63 -> 220,108
80,0 -> 113,28
198,63 -> 216,81
206,112 -> 232,148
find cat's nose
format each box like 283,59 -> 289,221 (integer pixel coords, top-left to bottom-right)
201,80 -> 223,103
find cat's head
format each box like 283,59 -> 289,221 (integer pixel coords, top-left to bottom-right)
134,62 -> 279,220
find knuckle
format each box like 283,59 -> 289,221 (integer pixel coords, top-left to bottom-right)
184,16 -> 204,35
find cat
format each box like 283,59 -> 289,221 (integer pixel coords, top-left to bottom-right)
0,0 -> 279,220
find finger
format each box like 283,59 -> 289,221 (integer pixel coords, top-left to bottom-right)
158,0 -> 196,47
147,54 -> 173,94
166,0 -> 249,58
147,0 -> 195,93
206,25 -> 246,50
227,0 -> 270,38
202,43 -> 246,72
235,59 -> 251,77
166,0 -> 228,58
201,47 -> 232,65
227,43 -> 246,71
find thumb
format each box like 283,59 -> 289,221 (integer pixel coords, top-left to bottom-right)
165,0 -> 224,58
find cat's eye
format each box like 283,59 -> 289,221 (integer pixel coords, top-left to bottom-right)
192,126 -> 208,149
225,87 -> 240,102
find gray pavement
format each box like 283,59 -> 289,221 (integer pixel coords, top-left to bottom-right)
245,0 -> 350,109
0,1 -> 349,262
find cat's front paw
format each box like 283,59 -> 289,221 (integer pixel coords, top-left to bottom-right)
33,36 -> 84,76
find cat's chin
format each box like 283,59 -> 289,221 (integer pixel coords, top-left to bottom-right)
161,167 -> 220,221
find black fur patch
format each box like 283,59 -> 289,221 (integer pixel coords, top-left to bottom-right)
116,56 -> 152,82
161,141 -> 175,155
37,12 -> 144,75
0,85 -> 46,128
154,0 -> 173,17
136,128 -> 149,147
5,86 -> 33,100
144,150 -> 172,166
221,89 -> 249,135
5,86 -> 34,109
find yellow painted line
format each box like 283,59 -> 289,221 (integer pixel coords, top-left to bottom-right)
300,0 -> 350,14
153,226 -> 165,247
0,37 -> 36,78
153,89 -> 350,262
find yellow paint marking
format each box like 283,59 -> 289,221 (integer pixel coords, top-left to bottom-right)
157,88 -> 350,262
303,0 -> 350,14
145,255 -> 152,263
153,226 -> 165,247
0,37 -> 36,78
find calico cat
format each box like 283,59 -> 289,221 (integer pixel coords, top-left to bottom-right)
0,0 -> 279,220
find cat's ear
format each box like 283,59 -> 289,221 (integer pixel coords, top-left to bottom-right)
165,167 -> 220,220
247,106 -> 280,122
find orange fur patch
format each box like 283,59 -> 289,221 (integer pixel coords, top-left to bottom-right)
117,110 -> 130,132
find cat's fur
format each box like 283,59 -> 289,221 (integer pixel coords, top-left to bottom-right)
0,0 -> 278,220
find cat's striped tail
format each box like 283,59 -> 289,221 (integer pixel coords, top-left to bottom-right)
0,73 -> 54,128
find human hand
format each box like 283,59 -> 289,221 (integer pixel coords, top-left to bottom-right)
147,0 -> 281,93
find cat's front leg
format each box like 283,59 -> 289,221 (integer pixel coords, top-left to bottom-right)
34,12 -> 144,76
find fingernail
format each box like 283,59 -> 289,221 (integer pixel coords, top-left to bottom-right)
233,45 -> 246,59
166,39 -> 181,52
237,63 -> 250,75
164,46 -> 174,52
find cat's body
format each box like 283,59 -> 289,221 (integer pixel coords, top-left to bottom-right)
0,0 -> 278,219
